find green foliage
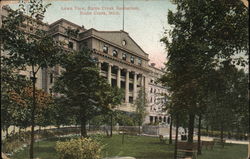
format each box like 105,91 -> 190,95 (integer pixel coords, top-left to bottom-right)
0,1 -> 63,69
205,64 -> 249,134
134,87 -> 148,126
89,111 -> 136,127
56,138 -> 103,159
53,48 -> 123,136
161,0 -> 249,142
0,2 -> 64,157
114,111 -> 136,126
1,63 -> 30,130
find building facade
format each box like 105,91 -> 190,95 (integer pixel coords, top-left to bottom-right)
146,63 -> 169,124
1,6 -> 169,124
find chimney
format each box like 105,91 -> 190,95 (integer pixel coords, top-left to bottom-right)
151,63 -> 156,67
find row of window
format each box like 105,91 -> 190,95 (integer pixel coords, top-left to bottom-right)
150,87 -> 166,94
103,45 -> 142,65
150,97 -> 166,104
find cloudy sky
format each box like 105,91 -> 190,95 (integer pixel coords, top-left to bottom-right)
6,0 -> 176,68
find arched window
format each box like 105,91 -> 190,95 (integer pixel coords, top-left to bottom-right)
130,56 -> 134,63
113,50 -> 118,57
103,45 -> 108,53
122,53 -> 127,60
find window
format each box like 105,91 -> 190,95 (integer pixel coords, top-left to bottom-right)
49,88 -> 52,95
129,97 -> 133,103
130,56 -> 134,64
122,53 -> 127,60
103,45 -> 108,53
122,40 -> 127,46
150,88 -> 153,93
50,73 -> 53,84
113,50 -> 118,57
68,41 -> 74,49
138,58 -> 142,66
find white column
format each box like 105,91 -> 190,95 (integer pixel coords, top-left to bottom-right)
125,69 -> 129,103
141,75 -> 145,88
133,72 -> 137,101
117,67 -> 121,88
108,64 -> 112,84
144,75 -> 148,94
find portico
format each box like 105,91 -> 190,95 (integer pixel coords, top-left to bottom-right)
98,61 -> 147,107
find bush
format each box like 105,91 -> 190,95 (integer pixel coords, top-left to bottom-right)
56,138 -> 103,159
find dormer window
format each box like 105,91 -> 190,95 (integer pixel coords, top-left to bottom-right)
103,45 -> 108,53
130,56 -> 134,64
122,53 -> 127,60
113,50 -> 118,57
122,40 -> 127,46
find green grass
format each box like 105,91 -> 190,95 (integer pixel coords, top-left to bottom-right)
198,144 -> 248,159
11,135 -> 248,159
101,135 -> 174,159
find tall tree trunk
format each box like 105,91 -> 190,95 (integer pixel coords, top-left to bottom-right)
138,118 -> 141,135
187,114 -> 195,143
197,115 -> 202,155
110,113 -> 113,137
174,114 -> 179,159
220,122 -> 224,148
169,116 -> 173,144
29,70 -> 36,159
1,129 -> 3,153
39,126 -> 41,134
81,116 -> 87,137
206,125 -> 209,136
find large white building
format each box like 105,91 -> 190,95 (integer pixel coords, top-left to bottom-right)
1,6 -> 169,124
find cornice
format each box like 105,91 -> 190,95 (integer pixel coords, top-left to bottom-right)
93,49 -> 151,73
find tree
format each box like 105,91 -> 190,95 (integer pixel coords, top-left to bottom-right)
53,48 -> 123,137
9,86 -> 53,129
1,62 -> 30,138
134,87 -> 148,134
205,61 -> 249,146
161,0 -> 248,144
0,1 -> 64,158
106,87 -> 124,137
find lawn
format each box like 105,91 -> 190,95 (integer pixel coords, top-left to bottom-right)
11,135 -> 248,159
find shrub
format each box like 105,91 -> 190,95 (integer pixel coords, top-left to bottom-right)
55,138 -> 103,159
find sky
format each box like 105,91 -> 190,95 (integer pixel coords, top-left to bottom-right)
5,0 -> 176,68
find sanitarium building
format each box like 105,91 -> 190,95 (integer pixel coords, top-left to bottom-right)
1,6 -> 169,124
